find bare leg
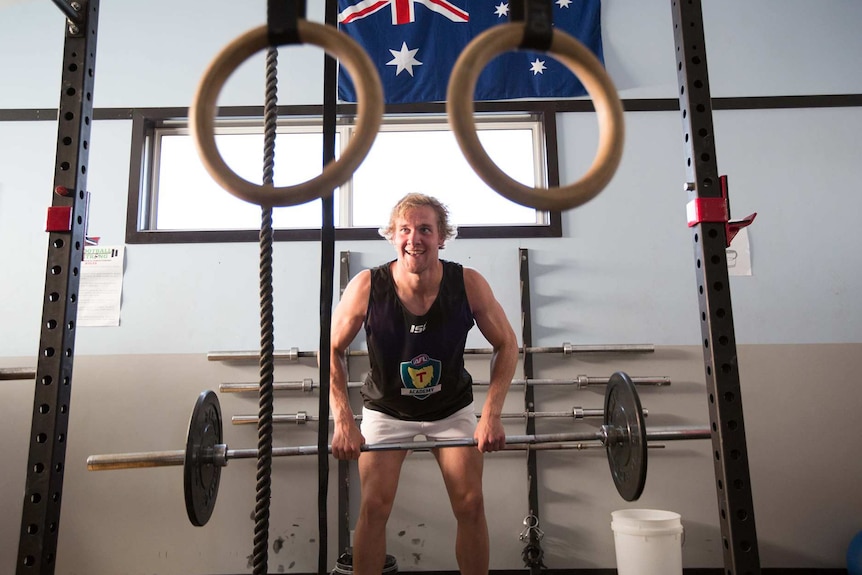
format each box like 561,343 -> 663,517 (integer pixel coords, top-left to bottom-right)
434,446 -> 488,575
353,450 -> 408,575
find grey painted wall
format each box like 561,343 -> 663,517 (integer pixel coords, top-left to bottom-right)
1,1 -> 861,573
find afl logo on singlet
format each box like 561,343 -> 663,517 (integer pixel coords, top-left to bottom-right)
400,354 -> 442,399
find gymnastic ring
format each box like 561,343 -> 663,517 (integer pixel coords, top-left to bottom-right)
446,23 -> 624,212
190,22 -> 383,207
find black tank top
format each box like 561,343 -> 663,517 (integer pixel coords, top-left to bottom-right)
361,260 -> 475,420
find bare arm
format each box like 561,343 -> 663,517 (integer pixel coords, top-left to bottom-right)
329,269 -> 370,459
464,267 -> 519,452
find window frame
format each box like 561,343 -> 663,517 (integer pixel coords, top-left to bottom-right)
125,102 -> 562,244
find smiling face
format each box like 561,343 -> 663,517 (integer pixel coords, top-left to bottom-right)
392,205 -> 442,275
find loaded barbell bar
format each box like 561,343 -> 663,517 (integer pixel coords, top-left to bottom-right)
85,372 -> 710,526
219,374 -> 671,394
230,405 -> 649,425
207,342 -> 654,362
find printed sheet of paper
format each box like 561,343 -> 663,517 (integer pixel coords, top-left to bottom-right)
79,246 -> 125,327
727,227 -> 752,276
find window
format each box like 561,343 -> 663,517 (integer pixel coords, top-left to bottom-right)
126,105 -> 562,243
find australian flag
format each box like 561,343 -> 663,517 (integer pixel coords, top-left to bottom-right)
337,0 -> 603,104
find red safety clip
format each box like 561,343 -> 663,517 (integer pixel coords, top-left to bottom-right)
46,206 -> 73,232
686,176 -> 756,247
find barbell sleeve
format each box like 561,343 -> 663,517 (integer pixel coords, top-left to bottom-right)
0,367 -> 37,381
87,450 -> 186,471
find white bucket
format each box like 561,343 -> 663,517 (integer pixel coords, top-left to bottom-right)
611,509 -> 684,575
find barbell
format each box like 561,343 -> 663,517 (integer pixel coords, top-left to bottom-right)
218,374 -> 671,394
229,405 -> 649,425
207,342 -> 655,362
86,372 -> 710,527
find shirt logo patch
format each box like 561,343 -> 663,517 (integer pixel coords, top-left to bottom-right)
409,322 -> 427,334
400,354 -> 441,400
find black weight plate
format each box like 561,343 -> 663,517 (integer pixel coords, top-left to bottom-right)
184,390 -> 223,526
604,372 -> 647,501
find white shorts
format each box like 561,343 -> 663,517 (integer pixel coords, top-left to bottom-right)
360,403 -> 477,445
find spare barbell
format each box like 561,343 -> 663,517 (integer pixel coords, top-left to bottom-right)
218,374 -> 671,394
207,342 -> 654,362
230,405 -> 649,425
86,372 -> 710,527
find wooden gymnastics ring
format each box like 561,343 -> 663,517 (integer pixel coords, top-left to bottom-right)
190,22 -> 383,207
446,23 -> 625,212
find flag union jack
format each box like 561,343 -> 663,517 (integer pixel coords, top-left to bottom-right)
338,0 -> 469,25
337,0 -> 604,104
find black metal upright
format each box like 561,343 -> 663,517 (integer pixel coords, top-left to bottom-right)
337,251 -> 352,554
671,2 -> 760,573
518,248 -> 545,573
17,1 -> 100,573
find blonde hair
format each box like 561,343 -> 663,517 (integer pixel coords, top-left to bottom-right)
379,193 -> 458,248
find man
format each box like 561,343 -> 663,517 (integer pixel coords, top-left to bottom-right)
329,193 -> 519,575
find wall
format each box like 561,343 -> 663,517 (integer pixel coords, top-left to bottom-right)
1,1 -> 861,573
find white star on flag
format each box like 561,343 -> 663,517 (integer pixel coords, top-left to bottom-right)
529,58 -> 547,75
387,42 -> 423,76
557,0 -> 573,7
494,2 -> 509,17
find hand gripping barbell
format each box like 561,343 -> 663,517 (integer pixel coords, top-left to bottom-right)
86,372 -> 710,527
